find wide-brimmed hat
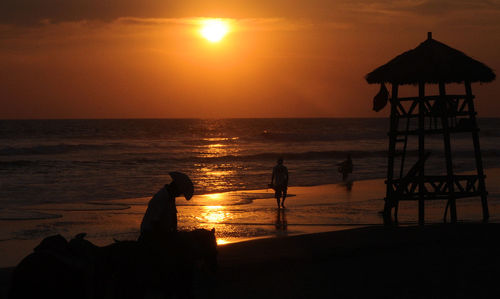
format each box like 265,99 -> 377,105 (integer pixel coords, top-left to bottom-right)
169,172 -> 194,200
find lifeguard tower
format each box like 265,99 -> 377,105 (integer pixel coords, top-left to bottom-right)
366,33 -> 495,225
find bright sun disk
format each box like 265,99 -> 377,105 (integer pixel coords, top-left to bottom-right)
200,19 -> 229,43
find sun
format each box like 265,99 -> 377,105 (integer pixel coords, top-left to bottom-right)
200,19 -> 229,43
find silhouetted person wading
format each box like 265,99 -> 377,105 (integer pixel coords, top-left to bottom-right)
139,172 -> 194,241
270,157 -> 289,209
338,154 -> 353,181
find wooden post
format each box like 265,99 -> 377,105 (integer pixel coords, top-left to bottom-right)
418,82 -> 425,225
384,83 -> 399,225
465,81 -> 489,222
439,82 -> 457,223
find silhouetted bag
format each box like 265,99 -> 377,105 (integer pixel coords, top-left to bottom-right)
373,83 -> 389,112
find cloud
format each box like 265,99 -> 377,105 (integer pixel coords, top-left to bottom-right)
410,0 -> 500,15
2,0 -> 500,45
0,0 -> 176,25
2,0 -> 500,28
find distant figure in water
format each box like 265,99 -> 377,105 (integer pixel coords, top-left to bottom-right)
139,172 -> 194,241
270,157 -> 289,208
338,154 -> 353,181
345,180 -> 353,192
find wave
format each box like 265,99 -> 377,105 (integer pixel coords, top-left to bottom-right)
203,150 -> 389,162
0,209 -> 62,221
250,131 -> 383,143
0,144 -> 118,156
0,142 -> 186,157
130,150 -> 391,163
4,148 -> 500,168
0,147 -> 387,164
202,149 -> 500,162
0,160 -> 38,167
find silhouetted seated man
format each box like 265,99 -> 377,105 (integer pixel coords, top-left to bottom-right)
139,172 -> 194,242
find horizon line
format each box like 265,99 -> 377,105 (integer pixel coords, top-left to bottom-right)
1,116 -> 391,121
2,116 -> 500,121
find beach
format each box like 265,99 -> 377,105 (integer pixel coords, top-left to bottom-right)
2,224 -> 500,298
2,168 -> 500,297
215,224 -> 500,298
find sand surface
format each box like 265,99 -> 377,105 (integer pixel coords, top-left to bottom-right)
2,224 -> 500,298
214,224 -> 500,298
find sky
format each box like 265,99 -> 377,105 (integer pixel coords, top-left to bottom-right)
1,0 -> 500,119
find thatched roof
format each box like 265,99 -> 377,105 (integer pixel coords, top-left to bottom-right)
366,33 -> 496,85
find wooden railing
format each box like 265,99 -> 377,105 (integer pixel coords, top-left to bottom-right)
392,95 -> 474,118
387,175 -> 485,201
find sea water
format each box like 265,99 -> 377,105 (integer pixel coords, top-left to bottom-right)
3,118 -> 500,206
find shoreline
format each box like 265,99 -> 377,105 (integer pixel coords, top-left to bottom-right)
4,162 -> 500,208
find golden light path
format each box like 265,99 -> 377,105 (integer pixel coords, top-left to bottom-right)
198,193 -> 234,245
202,205 -> 231,245
200,19 -> 229,42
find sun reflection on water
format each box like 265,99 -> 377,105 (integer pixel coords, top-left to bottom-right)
199,205 -> 230,223
208,143 -> 224,148
196,165 -> 238,192
203,194 -> 224,200
197,137 -> 240,159
216,239 -> 230,245
202,137 -> 239,142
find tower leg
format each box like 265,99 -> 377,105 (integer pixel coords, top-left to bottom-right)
384,84 -> 399,226
465,81 -> 489,222
439,82 -> 457,223
418,83 -> 425,225
383,199 -> 392,225
443,200 -> 449,223
394,201 -> 399,224
384,124 -> 396,225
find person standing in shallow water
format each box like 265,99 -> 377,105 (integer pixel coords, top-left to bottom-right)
338,154 -> 353,181
139,172 -> 194,241
270,157 -> 289,209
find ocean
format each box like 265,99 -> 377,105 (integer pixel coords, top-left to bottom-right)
2,118 -> 500,266
2,118 -> 500,207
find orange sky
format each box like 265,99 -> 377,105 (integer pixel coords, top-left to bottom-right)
1,0 -> 500,118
